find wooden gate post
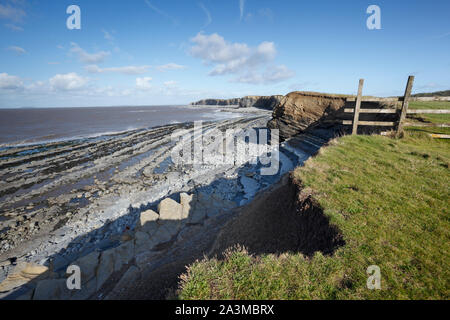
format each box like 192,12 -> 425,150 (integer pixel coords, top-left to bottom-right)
352,79 -> 364,135
396,75 -> 415,137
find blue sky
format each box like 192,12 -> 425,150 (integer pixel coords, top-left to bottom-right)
0,0 -> 449,108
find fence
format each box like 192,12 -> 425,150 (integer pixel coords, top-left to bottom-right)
342,76 -> 450,138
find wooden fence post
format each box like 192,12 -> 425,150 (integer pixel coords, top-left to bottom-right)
396,75 -> 415,137
352,79 -> 364,135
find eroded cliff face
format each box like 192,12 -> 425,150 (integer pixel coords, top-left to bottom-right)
268,91 -> 399,140
190,95 -> 283,110
239,95 -> 284,109
268,92 -> 351,140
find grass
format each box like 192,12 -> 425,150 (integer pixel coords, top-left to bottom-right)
406,101 -> 450,135
178,132 -> 450,300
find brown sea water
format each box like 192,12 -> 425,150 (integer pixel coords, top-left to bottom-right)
0,105 -> 240,146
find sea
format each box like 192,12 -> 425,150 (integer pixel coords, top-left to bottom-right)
0,105 -> 242,147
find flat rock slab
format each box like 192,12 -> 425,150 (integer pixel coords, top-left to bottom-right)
0,263 -> 49,293
139,209 -> 159,228
157,198 -> 183,221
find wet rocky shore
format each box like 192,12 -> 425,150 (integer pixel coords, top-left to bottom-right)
0,91 -> 369,299
0,108 -> 310,292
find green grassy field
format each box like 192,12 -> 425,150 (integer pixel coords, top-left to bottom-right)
406,101 -> 450,135
178,132 -> 449,300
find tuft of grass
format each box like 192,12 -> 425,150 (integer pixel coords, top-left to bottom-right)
178,132 -> 450,300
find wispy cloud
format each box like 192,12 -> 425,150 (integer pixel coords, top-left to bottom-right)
4,23 -> 23,31
6,45 -> 26,55
164,80 -> 177,86
258,8 -> 273,22
434,31 -> 450,39
88,63 -> 186,74
70,43 -> 110,64
198,3 -> 211,28
156,63 -> 186,72
85,64 -> 151,75
239,0 -> 245,21
102,29 -> 114,41
235,65 -> 295,85
416,82 -> 448,90
144,0 -> 178,26
0,2 -> 26,23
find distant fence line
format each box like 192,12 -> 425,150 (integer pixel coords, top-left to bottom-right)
341,76 -> 450,138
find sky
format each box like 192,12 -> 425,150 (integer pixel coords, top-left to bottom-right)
0,0 -> 449,108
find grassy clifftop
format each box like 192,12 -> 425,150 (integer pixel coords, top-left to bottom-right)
178,132 -> 449,299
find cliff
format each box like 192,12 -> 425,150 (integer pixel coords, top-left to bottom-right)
190,95 -> 283,110
239,95 -> 283,109
190,98 -> 241,106
268,91 -> 397,140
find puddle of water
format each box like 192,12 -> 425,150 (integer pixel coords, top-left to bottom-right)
240,176 -> 260,201
0,175 -> 61,205
153,156 -> 174,174
96,167 -> 116,183
118,149 -> 155,172
3,176 -> 95,211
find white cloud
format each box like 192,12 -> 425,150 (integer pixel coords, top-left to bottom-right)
199,3 -> 212,28
156,63 -> 186,72
27,80 -> 46,91
6,45 -> 26,54
49,73 -> 88,91
0,73 -> 23,90
136,77 -> 153,90
190,32 -> 250,64
189,32 -> 293,84
70,43 -> 110,64
164,80 -> 177,86
85,64 -> 150,75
